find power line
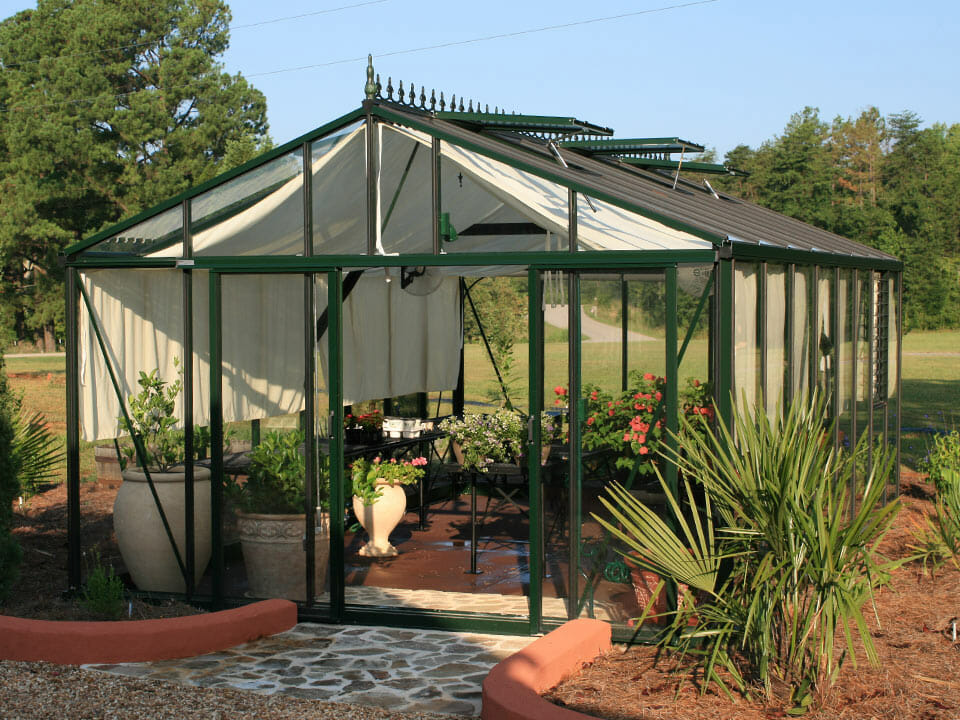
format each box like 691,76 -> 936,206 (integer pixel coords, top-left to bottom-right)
0,0 -> 719,115
0,0 -> 390,70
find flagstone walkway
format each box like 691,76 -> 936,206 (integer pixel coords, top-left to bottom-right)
85,623 -> 536,717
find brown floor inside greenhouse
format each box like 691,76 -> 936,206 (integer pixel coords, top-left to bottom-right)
206,477 -> 641,620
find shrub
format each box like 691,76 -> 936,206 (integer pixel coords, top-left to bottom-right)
80,551 -> 126,620
922,428 -> 960,495
239,430 -> 309,514
0,352 -> 22,602
595,392 -> 900,711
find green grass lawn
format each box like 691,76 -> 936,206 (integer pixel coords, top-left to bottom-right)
4,329 -> 956,484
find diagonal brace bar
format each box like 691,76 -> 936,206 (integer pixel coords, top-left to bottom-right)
78,281 -> 188,586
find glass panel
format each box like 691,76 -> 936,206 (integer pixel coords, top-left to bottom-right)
312,121 -> 367,255
378,125 -> 432,254
542,270 -> 571,622
79,269 -> 195,596
678,264 -> 713,419
193,149 -> 304,256
837,269 -> 854,451
574,271 -> 671,627
218,273 -> 315,604
817,269 -> 835,411
734,263 -> 761,411
81,206 -> 183,258
439,140 -> 568,254
792,267 -> 813,400
765,265 -> 787,416
341,266 -> 528,618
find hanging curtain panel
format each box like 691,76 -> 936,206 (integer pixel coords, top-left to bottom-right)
765,265 -> 787,416
792,267 -> 812,400
733,263 -> 761,411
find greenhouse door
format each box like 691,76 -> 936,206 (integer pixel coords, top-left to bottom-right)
529,266 -> 713,632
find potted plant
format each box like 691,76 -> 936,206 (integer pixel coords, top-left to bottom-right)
438,409 -> 525,472
350,455 -> 426,557
344,409 -> 383,444
236,429 -> 330,601
113,360 -> 213,593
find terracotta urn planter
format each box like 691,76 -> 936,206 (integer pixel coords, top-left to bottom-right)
237,510 -> 330,602
353,480 -> 407,557
114,467 -> 212,593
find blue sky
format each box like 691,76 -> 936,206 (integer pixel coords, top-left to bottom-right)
1,0 -> 957,157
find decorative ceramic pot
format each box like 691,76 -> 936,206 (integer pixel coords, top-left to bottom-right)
237,510 -> 331,601
114,467 -> 212,593
352,480 -> 407,557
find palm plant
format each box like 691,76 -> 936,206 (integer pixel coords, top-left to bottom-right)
595,392 -> 901,712
12,409 -> 64,496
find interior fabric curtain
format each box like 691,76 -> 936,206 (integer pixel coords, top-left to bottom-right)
733,264 -> 760,412
765,266 -> 786,416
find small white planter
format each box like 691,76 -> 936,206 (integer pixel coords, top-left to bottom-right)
353,480 -> 407,557
114,467 -> 212,593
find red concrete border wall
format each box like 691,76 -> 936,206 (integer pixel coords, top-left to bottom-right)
0,599 -> 297,665
482,618 -> 612,720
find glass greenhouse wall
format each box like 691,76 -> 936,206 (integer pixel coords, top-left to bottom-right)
62,91 -> 902,638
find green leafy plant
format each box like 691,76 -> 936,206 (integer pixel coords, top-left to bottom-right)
562,371 -> 712,474
921,427 -> 960,495
118,360 -> 184,472
80,551 -> 125,620
594,392 -> 901,712
350,456 -> 427,506
12,409 -> 64,496
239,430 -> 324,514
439,410 -> 525,472
540,410 -> 565,445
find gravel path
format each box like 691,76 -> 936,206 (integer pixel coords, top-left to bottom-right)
0,661 -> 465,720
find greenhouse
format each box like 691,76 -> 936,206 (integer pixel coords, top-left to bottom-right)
61,60 -> 903,638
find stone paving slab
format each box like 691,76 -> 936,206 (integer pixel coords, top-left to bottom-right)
85,623 -> 536,717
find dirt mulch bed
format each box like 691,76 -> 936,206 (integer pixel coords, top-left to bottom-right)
544,470 -> 960,720
4,481 -> 202,621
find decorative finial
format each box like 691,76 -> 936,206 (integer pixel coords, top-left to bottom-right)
364,55 -> 377,99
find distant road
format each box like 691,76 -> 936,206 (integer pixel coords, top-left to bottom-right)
543,304 -> 656,343
4,352 -> 65,358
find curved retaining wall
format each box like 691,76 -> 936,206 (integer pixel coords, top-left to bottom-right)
482,618 -> 612,720
0,599 -> 297,665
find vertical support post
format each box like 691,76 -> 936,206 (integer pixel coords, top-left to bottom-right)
832,267 -> 841,451
620,275 -> 628,391
208,271 -> 224,608
365,113 -> 378,256
182,198 -> 196,598
303,141 -> 317,607
65,267 -> 81,591
759,262 -> 768,413
567,270 -> 581,621
416,392 -> 428,419
566,188 -> 580,620
431,137 -> 441,255
715,258 -> 734,429
785,265 -> 795,406
850,269 -> 859,515
895,271 -> 903,496
665,267 -> 679,501
867,271 -> 875,492
453,279 -> 465,417
527,267 -> 543,633
328,270 -> 345,621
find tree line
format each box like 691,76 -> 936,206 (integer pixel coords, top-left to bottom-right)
0,2 -> 956,349
0,0 -> 271,351
711,107 -> 960,330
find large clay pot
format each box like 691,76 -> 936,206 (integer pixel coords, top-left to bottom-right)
353,480 -> 407,557
114,467 -> 212,593
237,511 -> 330,601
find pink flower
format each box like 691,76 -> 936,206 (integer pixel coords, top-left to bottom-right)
586,417 -> 595,426
655,391 -> 662,401
640,446 -> 649,455
643,372 -> 655,381
693,379 -> 700,387
637,434 -> 646,444
623,433 -> 632,442
608,410 -> 615,417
